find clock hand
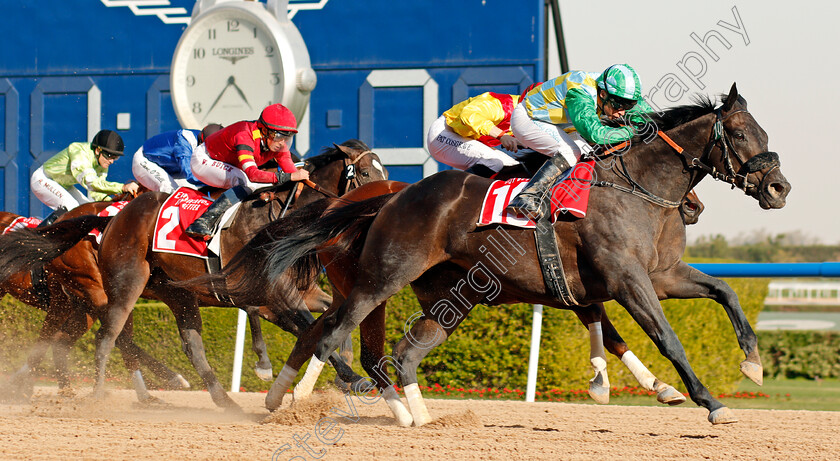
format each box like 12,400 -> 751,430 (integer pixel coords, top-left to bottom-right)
203,76 -> 235,121
229,76 -> 252,110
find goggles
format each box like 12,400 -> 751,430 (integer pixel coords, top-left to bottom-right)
99,149 -> 121,160
265,129 -> 295,141
604,94 -> 637,112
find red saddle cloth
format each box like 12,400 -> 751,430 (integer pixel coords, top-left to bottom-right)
152,187 -> 214,258
87,201 -> 129,246
2,217 -> 42,234
478,160 -> 594,228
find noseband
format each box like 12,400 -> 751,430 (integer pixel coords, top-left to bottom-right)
690,109 -> 780,193
340,150 -> 374,195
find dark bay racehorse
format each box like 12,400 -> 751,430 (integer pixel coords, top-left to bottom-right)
193,180 -> 710,425
0,200 -> 189,402
240,85 -> 791,425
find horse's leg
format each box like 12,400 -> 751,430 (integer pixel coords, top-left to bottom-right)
50,304 -> 93,396
166,299 -> 240,410
570,304 -> 611,404
244,306 -> 273,381
650,262 -> 762,385
7,308 -> 69,400
572,303 -> 685,405
357,301 -> 412,427
112,312 -> 170,405
607,269 -> 736,424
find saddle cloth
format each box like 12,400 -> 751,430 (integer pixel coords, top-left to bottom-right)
151,187 -> 240,259
477,160 -> 594,228
87,201 -> 129,246
2,217 -> 42,234
152,187 -> 214,258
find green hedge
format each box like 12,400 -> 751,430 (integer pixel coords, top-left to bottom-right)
0,277 -> 767,394
759,331 -> 840,379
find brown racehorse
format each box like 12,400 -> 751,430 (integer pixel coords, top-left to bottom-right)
0,198 -> 189,402
89,140 -> 385,409
231,85 -> 791,425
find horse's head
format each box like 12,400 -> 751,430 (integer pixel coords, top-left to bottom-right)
306,139 -> 388,197
712,83 -> 791,209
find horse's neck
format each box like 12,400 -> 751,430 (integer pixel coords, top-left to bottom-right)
616,113 -> 716,202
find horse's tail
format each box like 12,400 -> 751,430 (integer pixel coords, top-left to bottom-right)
173,197 -> 336,303
0,216 -> 112,283
265,193 -> 397,291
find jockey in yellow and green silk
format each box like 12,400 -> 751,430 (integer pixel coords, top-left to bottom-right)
506,64 -> 653,219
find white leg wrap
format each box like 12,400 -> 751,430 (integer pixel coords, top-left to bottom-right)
132,370 -> 150,399
588,323 -> 609,387
169,374 -> 191,390
621,350 -> 656,391
382,385 -> 413,427
403,383 -> 432,427
293,356 -> 325,402
266,365 -> 298,410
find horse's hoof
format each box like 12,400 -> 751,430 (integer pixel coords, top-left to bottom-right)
351,379 -> 376,396
255,367 -> 274,382
655,385 -> 686,406
164,374 -> 190,390
265,392 -> 285,412
134,395 -> 170,408
740,360 -> 763,386
292,386 -> 313,403
588,383 -> 610,404
708,407 -> 738,425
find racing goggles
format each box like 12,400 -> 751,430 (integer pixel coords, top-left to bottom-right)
604,94 -> 637,111
265,129 -> 295,141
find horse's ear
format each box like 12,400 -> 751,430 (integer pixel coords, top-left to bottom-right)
722,82 -> 739,111
334,143 -> 355,157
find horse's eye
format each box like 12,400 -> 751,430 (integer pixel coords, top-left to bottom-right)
734,131 -> 746,141
362,171 -> 369,177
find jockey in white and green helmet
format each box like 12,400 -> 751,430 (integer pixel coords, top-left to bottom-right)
506,64 -> 653,220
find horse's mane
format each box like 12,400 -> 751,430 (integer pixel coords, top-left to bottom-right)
305,139 -> 371,169
643,94 -> 717,131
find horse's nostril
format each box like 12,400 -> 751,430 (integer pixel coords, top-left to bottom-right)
767,182 -> 787,198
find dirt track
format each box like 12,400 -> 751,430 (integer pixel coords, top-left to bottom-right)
1,386 -> 838,460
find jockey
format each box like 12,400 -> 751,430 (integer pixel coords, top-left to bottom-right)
132,124 -> 223,194
506,64 -> 654,220
30,129 -> 139,225
185,103 -> 310,239
427,91 -> 524,177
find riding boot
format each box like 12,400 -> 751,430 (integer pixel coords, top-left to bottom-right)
37,206 -> 68,228
505,155 -> 572,221
185,186 -> 247,240
464,164 -> 497,178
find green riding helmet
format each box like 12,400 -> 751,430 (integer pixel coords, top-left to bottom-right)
596,64 -> 643,102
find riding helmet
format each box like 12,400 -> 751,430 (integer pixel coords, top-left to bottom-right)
258,103 -> 298,133
597,64 -> 643,101
91,129 -> 125,156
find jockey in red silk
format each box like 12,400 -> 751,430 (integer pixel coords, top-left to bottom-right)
186,103 -> 310,239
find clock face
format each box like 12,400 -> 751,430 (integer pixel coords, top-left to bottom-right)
171,8 -> 285,129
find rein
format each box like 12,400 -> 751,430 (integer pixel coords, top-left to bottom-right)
589,106 -> 780,208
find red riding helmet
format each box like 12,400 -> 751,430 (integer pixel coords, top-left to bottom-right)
258,104 -> 298,133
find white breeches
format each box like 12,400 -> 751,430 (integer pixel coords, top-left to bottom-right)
30,166 -> 90,211
190,144 -> 263,193
132,148 -> 194,194
510,103 -> 592,166
427,115 -> 519,172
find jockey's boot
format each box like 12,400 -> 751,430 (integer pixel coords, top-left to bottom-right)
464,164 -> 497,178
37,206 -> 68,227
185,186 -> 248,240
505,155 -> 572,221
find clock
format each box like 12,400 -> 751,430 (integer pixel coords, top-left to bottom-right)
170,0 -> 316,129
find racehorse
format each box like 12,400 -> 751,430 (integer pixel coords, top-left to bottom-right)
232,84 -> 791,425
86,140 -> 384,409
0,198 -> 189,402
188,180 -> 713,425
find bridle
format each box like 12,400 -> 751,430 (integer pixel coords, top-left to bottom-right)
590,105 -> 780,207
679,108 -> 780,194
298,149 -> 377,199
